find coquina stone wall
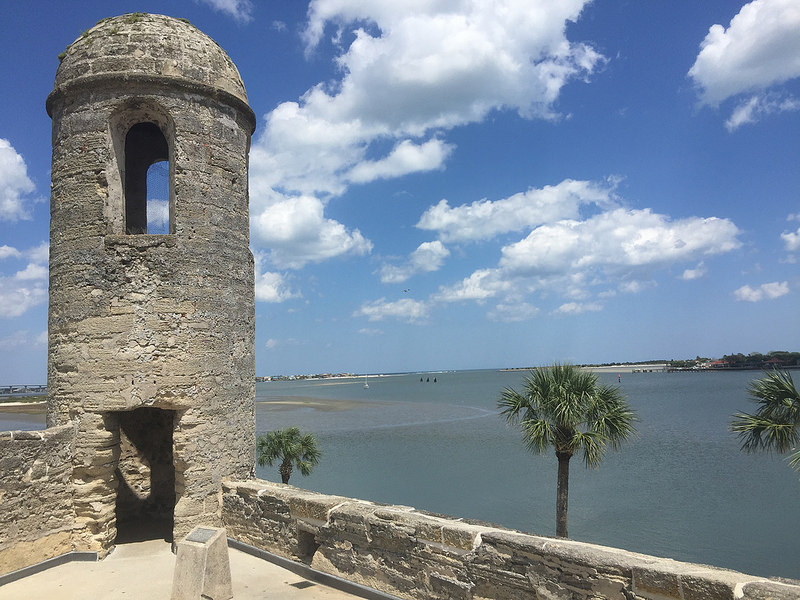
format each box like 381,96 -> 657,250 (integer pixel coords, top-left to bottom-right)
45,13 -> 256,551
222,479 -> 800,600
0,425 -> 75,575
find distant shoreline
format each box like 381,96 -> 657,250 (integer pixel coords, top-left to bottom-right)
502,364 -> 669,374
0,401 -> 46,414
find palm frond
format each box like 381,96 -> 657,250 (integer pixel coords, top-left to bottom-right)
731,370 -> 800,463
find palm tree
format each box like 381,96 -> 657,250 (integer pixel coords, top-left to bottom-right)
731,369 -> 800,470
498,363 -> 636,538
257,427 -> 321,484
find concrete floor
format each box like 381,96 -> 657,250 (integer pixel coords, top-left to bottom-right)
0,539 -> 365,600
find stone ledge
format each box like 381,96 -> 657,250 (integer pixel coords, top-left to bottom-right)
222,478 -> 800,600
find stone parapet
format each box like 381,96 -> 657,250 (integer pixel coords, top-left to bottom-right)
0,425 -> 76,575
221,479 -> 800,600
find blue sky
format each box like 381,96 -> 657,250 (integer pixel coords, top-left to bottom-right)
1,0 -> 798,382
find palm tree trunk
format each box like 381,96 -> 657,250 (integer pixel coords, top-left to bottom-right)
555,451 -> 571,538
280,458 -> 293,484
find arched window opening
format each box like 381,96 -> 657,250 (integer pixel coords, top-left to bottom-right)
146,160 -> 170,235
125,122 -> 170,234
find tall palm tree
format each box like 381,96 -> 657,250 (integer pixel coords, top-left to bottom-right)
257,427 -> 321,484
498,363 -> 636,538
731,369 -> 800,470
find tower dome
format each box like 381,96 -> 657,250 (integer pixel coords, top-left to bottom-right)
49,13 -> 250,114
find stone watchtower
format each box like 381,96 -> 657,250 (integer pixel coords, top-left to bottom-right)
46,14 -> 256,551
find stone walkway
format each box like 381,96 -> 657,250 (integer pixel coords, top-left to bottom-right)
0,540 -> 367,600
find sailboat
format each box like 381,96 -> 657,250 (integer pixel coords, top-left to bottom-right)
363,375 -> 369,389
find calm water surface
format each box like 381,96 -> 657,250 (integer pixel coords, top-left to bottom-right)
2,370 -> 796,579
255,370 -> 799,580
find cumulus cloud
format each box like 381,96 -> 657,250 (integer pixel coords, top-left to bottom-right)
498,209 -> 740,275
733,281 -> 789,302
0,330 -> 47,350
0,245 -> 22,260
782,226 -> 800,252
249,0 -> 603,271
725,94 -> 800,131
553,302 -> 602,315
378,241 -> 450,284
417,179 -> 618,243
147,199 -> 170,232
196,0 -> 253,23
488,302 -> 539,323
348,139 -> 453,184
422,199 -> 741,322
0,242 -> 49,318
0,139 -> 37,221
253,252 -> 299,303
681,262 -> 707,280
689,0 -> 800,126
250,195 -> 372,269
354,297 -> 430,322
432,269 -> 508,303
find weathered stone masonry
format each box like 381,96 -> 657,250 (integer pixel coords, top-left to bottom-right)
44,13 -> 256,553
0,427 -> 75,574
221,479 -> 800,600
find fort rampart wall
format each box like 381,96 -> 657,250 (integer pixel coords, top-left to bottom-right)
0,425 -> 75,574
221,478 -> 800,600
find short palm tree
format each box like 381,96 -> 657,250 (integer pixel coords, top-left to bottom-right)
731,369 -> 800,470
499,363 -> 636,538
257,427 -> 321,484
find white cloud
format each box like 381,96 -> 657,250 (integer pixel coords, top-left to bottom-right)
354,297 -> 430,323
733,281 -> 789,302
14,263 -> 48,281
265,338 -> 304,350
0,139 -> 37,221
426,199 -> 740,319
254,252 -> 299,303
250,195 -> 372,269
379,241 -> 450,284
618,280 -> 655,295
196,0 -> 253,23
499,208 -> 740,275
249,0 -> 604,270
0,281 -> 47,317
725,94 -> 800,131
0,241 -> 49,318
25,242 -> 49,264
147,199 -> 170,231
0,330 -> 46,350
553,302 -> 602,315
681,262 -> 707,280
488,302 -> 539,322
782,226 -> 800,252
417,179 -> 617,243
689,0 -> 800,126
0,245 -> 22,260
432,269 -> 507,303
348,139 -> 453,184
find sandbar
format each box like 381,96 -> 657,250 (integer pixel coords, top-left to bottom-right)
256,396 -> 376,412
0,401 -> 47,414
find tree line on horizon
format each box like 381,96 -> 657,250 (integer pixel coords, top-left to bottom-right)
669,350 -> 800,370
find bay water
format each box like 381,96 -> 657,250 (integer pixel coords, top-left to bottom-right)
255,369 -> 799,580
3,369 -> 796,579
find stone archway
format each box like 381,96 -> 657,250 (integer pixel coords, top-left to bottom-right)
113,407 -> 176,543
